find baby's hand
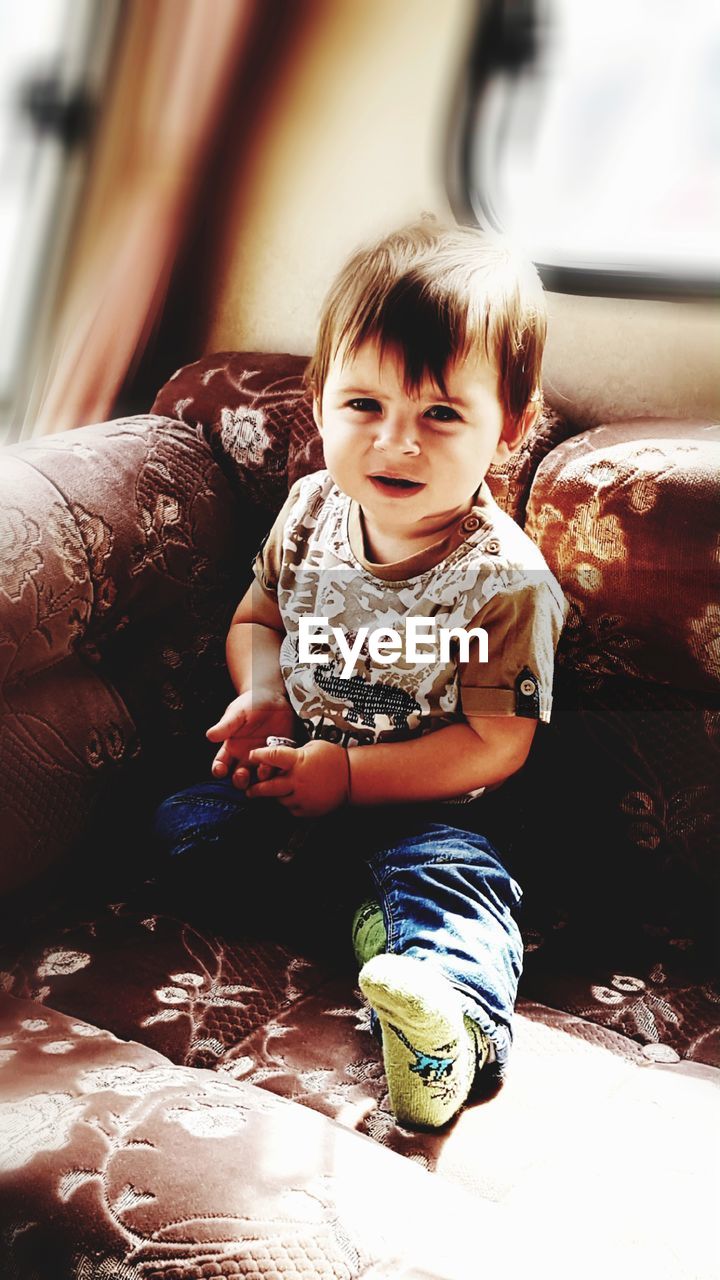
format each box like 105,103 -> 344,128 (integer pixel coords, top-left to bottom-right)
246,740 -> 350,817
206,689 -> 296,789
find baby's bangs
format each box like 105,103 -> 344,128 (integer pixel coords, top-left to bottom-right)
334,276 -> 496,400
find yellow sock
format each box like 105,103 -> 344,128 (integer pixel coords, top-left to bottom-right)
359,953 -> 489,1130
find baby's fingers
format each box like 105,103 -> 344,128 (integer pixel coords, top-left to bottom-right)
246,775 -> 294,800
210,742 -> 236,778
206,708 -> 246,743
248,744 -> 297,773
256,762 -> 281,782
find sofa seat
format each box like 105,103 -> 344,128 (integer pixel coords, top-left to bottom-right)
0,981 -> 715,1280
0,992 -> 496,1280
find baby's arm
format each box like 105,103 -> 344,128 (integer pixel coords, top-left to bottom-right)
346,715 -> 535,804
206,580 -> 296,788
248,570 -> 565,814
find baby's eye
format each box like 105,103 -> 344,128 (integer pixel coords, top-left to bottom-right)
347,398 -> 380,413
424,404 -> 460,423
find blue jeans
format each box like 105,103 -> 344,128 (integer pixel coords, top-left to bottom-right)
152,782 -> 524,1077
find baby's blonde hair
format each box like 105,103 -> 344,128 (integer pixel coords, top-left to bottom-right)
305,219 -> 547,421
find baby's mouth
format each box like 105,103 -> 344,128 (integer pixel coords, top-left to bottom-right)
370,475 -> 424,490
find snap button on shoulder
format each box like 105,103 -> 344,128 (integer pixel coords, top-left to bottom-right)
460,514 -> 481,534
520,677 -> 537,696
485,538 -> 501,555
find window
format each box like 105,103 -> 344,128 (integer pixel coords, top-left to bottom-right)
450,0 -> 720,297
0,0 -> 120,441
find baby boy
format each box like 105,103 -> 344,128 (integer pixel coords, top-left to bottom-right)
155,219 -> 566,1129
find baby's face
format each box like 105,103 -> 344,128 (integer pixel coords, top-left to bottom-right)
313,339 -> 518,544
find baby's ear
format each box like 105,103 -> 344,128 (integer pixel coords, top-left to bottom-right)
493,397 -> 541,464
312,396 -> 323,434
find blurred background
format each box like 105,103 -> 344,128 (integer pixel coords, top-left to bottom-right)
0,0 -> 718,445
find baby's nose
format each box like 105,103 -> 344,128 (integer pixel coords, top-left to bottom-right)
373,415 -> 420,453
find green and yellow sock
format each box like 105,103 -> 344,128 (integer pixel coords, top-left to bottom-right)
358,952 -> 489,1130
351,899 -> 386,968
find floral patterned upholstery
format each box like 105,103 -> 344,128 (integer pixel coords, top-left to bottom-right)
150,352 -> 579,524
0,992 -> 494,1279
527,418 -> 719,692
152,352 -> 314,513
515,417 -> 719,1045
0,351 -> 717,1277
1,415 -> 273,895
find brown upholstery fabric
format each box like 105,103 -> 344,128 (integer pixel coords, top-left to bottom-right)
2,865 -> 716,1076
1,415 -> 269,894
152,352 -> 313,512
526,418 -> 720,692
0,972 -> 716,1277
0,993 -> 491,1280
518,418 -> 719,967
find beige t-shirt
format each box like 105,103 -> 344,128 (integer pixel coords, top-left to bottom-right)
252,469 -> 567,800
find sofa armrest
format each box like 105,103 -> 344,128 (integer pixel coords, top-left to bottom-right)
1,415 -> 270,896
516,416 -> 720,938
525,417 -> 720,692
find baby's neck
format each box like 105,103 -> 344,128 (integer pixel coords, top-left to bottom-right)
358,503 -> 474,566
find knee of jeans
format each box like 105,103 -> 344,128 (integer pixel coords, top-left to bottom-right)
368,830 -> 499,873
369,842 -> 523,913
151,793 -> 192,852
152,784 -> 241,854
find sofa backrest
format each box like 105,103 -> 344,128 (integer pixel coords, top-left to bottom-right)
151,350 -> 580,526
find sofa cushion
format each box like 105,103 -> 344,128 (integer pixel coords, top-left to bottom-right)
0,988 -> 715,1280
516,418 -> 720,962
0,991 -> 505,1280
0,455 -> 94,682
2,860 -> 717,1080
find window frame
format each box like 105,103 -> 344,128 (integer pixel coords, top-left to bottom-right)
445,0 -> 720,302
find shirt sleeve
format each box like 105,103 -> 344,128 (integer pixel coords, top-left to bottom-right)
458,574 -> 568,723
251,477 -> 306,597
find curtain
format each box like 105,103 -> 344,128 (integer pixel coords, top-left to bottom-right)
32,0 -> 256,435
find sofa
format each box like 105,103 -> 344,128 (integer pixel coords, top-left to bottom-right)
0,352 -> 717,1278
